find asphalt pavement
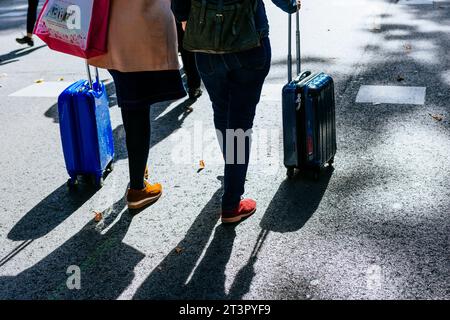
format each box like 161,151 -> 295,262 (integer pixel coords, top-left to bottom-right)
0,0 -> 448,300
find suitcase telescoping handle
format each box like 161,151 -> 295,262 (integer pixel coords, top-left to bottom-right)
287,9 -> 301,83
85,61 -> 100,90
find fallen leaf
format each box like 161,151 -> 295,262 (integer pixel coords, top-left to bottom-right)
310,279 -> 320,286
404,43 -> 412,52
175,247 -> 183,254
35,79 -> 44,84
94,211 -> 103,222
199,160 -> 205,169
58,77 -> 64,81
429,113 -> 444,121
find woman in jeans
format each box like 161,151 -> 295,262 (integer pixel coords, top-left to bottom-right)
173,0 -> 301,223
89,0 -> 186,210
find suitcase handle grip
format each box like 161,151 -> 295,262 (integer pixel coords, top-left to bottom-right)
85,61 -> 100,90
288,9 -> 301,83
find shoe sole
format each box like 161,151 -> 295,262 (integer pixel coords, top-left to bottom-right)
128,192 -> 162,210
221,208 -> 256,224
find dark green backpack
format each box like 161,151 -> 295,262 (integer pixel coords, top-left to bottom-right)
183,0 -> 260,54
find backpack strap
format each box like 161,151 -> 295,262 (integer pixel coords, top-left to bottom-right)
199,0 -> 207,25
214,0 -> 225,49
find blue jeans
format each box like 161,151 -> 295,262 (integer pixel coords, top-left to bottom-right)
195,37 -> 272,210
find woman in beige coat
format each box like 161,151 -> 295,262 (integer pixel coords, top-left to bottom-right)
89,0 -> 186,210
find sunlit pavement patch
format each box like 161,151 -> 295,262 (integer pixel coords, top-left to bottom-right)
441,70 -> 450,86
260,83 -> 283,101
9,82 -> 73,97
397,0 -> 434,5
355,85 -> 427,105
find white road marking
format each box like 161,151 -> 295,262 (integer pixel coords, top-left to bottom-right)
9,82 -> 73,97
356,85 -> 427,105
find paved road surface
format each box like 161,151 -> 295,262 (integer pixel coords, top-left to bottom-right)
0,0 -> 448,299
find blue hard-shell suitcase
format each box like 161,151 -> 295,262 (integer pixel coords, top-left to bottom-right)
282,11 -> 337,180
58,64 -> 114,188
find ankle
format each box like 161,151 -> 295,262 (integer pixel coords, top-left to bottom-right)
130,182 -> 145,190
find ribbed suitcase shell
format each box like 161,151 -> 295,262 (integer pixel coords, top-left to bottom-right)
282,71 -> 337,175
58,80 -> 114,186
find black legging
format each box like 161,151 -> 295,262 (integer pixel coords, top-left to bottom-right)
27,0 -> 39,34
121,106 -> 151,190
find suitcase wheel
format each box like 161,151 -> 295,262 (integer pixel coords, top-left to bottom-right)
313,169 -> 320,181
328,157 -> 335,167
286,167 -> 296,179
67,177 -> 78,189
90,175 -> 104,189
106,161 -> 114,173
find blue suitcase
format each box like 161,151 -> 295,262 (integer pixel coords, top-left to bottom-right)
282,11 -> 337,180
58,64 -> 114,188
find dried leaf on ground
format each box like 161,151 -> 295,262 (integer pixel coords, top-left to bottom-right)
58,77 -> 64,81
94,211 -> 103,222
429,113 -> 444,121
175,247 -> 183,254
35,79 -> 44,84
199,160 -> 205,169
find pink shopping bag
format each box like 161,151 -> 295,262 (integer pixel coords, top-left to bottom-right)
34,0 -> 110,59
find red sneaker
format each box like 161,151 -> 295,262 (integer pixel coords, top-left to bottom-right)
221,198 -> 257,224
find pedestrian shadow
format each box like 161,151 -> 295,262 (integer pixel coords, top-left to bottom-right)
0,45 -> 46,66
150,98 -> 196,148
260,168 -> 334,233
0,197 -> 145,299
133,175 -> 266,300
133,177 -> 238,299
7,184 -> 96,242
132,185 -> 222,299
227,228 -> 269,299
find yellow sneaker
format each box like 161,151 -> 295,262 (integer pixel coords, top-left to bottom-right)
127,180 -> 162,210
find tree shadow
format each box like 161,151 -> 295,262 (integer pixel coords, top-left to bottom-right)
0,197 -> 145,299
260,169 -> 334,233
0,45 -> 46,66
329,3 -> 450,298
